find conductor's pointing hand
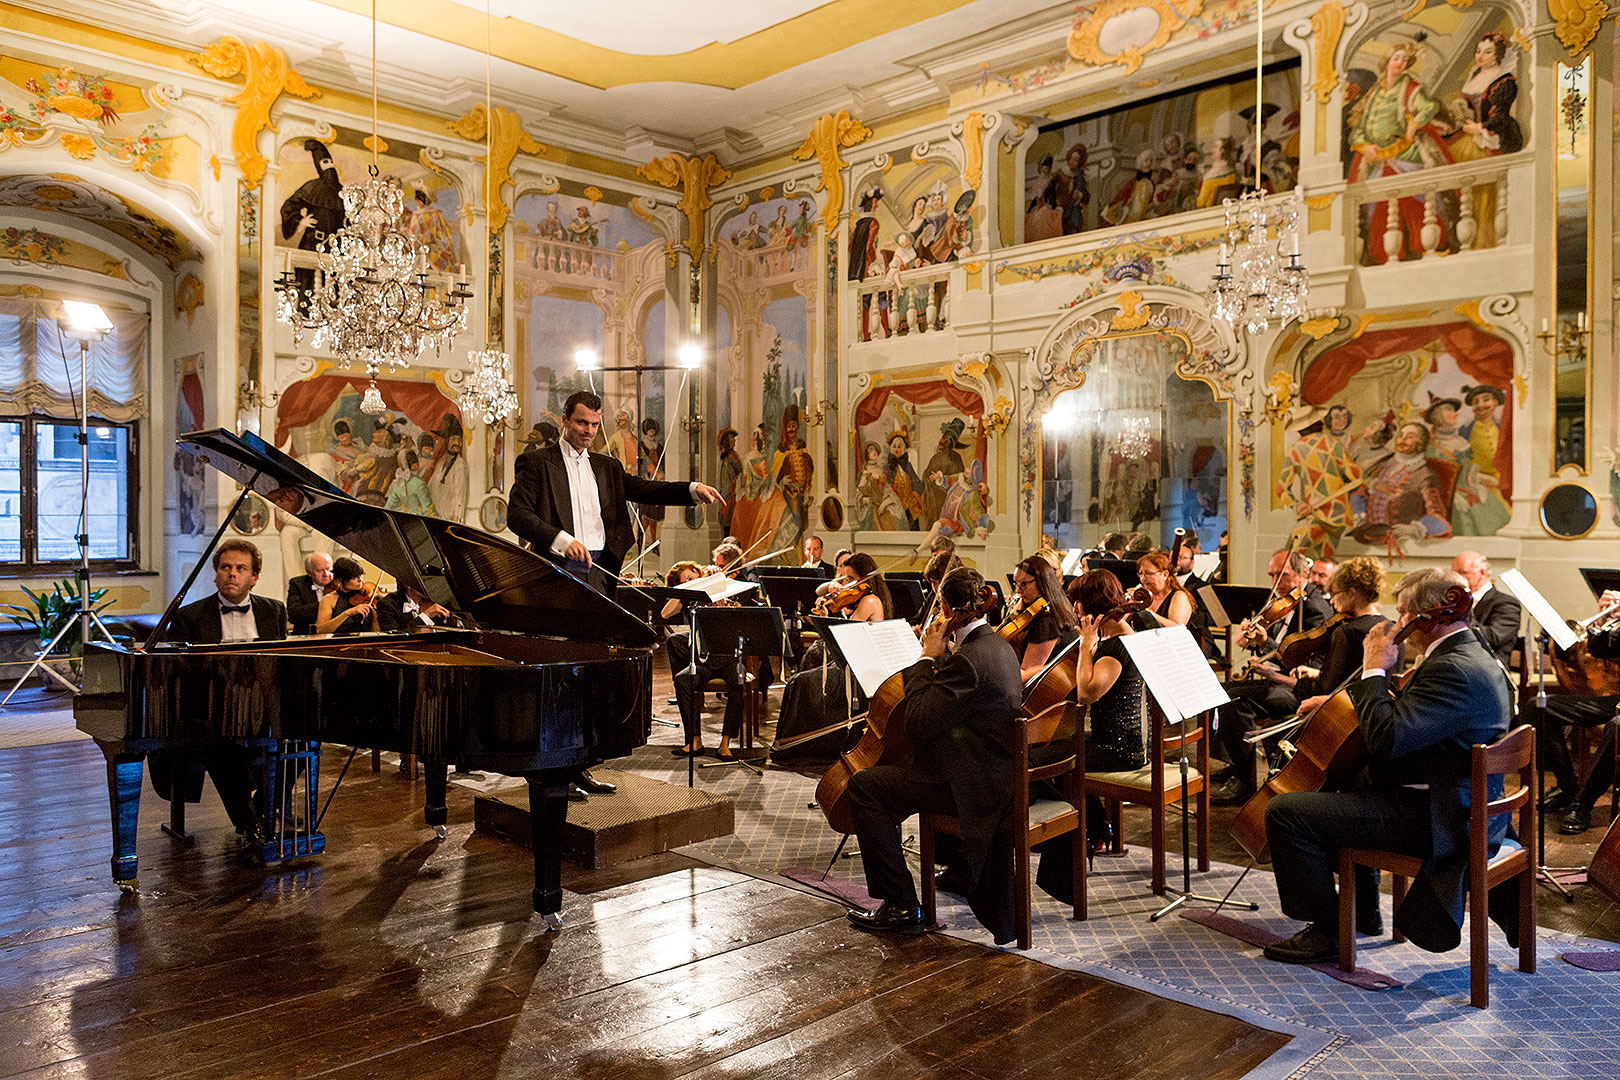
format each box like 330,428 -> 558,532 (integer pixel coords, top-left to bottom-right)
693,483 -> 725,506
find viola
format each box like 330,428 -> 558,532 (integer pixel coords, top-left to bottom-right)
1230,583 -> 1473,862
997,596 -> 1048,649
814,579 -> 871,617
816,584 -> 995,835
1235,610 -> 1349,682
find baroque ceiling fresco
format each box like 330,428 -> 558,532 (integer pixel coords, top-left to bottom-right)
0,172 -> 201,269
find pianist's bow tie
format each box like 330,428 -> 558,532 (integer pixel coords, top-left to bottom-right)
220,603 -> 251,614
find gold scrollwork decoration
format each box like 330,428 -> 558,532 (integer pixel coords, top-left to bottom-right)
1309,1 -> 1346,104
791,110 -> 873,230
447,104 -> 546,233
637,152 -> 732,264
960,111 -> 986,192
1547,0 -> 1609,54
185,37 -> 321,188
1109,289 -> 1151,331
1067,0 -> 1204,76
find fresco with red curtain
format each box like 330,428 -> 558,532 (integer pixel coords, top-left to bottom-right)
273,374 -> 469,520
849,379 -> 993,538
1277,319 -> 1513,556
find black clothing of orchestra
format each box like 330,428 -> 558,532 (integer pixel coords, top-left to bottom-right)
1216,588 -> 1331,788
507,442 -> 696,594
328,587 -> 374,635
1019,608 -> 1077,668
1301,586 -> 1333,631
285,574 -> 327,635
846,624 -> 1025,944
1469,585 -> 1522,669
375,590 -> 463,633
772,641 -> 861,763
1291,613 -> 1395,701
665,621 -> 746,746
1538,625 -> 1620,808
153,594 -> 289,835
1264,630 -> 1517,951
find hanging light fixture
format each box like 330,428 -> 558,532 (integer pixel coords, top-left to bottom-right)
456,0 -> 521,429
274,0 -> 473,413
1208,0 -> 1308,336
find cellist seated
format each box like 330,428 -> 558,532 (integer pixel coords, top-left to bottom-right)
1261,568 -> 1518,965
843,567 -> 1024,944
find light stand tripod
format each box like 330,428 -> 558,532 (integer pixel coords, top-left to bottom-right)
1,304 -> 117,708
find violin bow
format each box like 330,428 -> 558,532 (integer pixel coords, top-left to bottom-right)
620,540 -> 660,580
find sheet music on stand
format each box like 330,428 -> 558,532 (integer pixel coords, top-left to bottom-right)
828,619 -> 924,697
1060,549 -> 1086,575
1119,625 -> 1231,722
1498,569 -> 1577,651
676,575 -> 758,603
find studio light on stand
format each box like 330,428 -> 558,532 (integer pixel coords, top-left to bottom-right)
2,301 -> 117,707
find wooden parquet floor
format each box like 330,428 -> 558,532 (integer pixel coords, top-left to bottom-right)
0,739 -> 1290,1080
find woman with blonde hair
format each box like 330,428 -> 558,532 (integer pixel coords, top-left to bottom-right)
1247,556 -> 1395,714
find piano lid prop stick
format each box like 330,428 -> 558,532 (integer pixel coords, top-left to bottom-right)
145,470 -> 265,650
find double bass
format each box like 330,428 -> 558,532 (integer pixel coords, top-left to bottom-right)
815,583 -> 996,835
1229,583 -> 1473,862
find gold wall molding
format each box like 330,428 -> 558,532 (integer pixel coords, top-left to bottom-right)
1067,0 -> 1204,76
790,110 -> 872,230
1547,0 -> 1609,53
957,111 -> 987,192
1308,2 -> 1346,104
447,104 -> 546,233
184,37 -> 320,188
636,152 -> 732,263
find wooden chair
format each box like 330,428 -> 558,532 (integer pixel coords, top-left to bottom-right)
918,700 -> 1084,950
700,658 -> 767,750
1082,700 -> 1209,896
1337,724 -> 1537,1008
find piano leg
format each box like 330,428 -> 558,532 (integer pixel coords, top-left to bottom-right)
106,754 -> 143,892
424,762 -> 449,840
528,770 -> 571,929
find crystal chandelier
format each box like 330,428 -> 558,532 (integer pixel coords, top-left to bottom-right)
1114,413 -> 1155,458
1206,0 -> 1309,336
272,0 -> 472,413
459,347 -> 519,425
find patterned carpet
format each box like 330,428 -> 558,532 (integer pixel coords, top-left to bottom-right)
592,692 -> 1620,1080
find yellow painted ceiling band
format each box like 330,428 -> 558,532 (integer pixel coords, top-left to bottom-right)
308,0 -> 977,90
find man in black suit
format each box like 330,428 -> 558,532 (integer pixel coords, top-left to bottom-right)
509,390 -> 724,797
1451,550 -> 1521,668
1262,568 -> 1516,963
1543,587 -> 1620,832
158,539 -> 289,839
1214,548 -> 1332,805
843,567 -> 1025,945
801,535 -> 833,576
509,390 -> 723,598
285,551 -> 334,635
376,585 -> 463,632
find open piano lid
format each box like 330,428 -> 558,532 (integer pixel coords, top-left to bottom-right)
178,429 -> 655,647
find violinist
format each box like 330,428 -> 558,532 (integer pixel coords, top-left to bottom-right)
1007,555 -> 1079,682
1214,549 -> 1331,806
774,553 -> 893,763
1542,587 -> 1620,835
1255,557 -> 1394,715
664,560 -> 749,760
843,567 -> 1024,943
314,556 -> 379,635
710,541 -> 749,581
1261,568 -> 1516,965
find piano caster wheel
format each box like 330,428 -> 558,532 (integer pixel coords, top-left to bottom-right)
433,825 -> 448,840
541,912 -> 563,932
115,878 -> 139,895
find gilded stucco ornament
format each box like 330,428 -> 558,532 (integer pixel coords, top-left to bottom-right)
1547,0 -> 1609,53
185,38 -> 320,188
1308,2 -> 1347,103
637,152 -> 732,264
791,110 -> 872,230
952,112 -> 994,192
447,104 -> 546,234
1067,0 -> 1205,76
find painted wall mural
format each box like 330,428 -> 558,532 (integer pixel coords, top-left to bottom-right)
173,356 -> 206,537
1342,4 -> 1524,263
1271,318 -> 1515,559
0,59 -> 178,176
847,159 -> 976,341
850,379 -> 992,540
1023,62 -> 1301,240
272,373 -> 468,521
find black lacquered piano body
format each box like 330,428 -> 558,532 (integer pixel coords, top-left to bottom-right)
75,429 -> 658,922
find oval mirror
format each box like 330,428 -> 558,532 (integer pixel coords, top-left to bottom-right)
1539,482 -> 1598,539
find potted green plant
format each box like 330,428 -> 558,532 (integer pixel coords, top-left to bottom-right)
0,578 -> 120,682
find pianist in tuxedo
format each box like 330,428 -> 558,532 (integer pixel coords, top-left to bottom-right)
508,390 -> 724,598
377,585 -> 464,632
285,551 -> 334,635
158,539 -> 288,839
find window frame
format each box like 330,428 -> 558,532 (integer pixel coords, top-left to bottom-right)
0,413 -> 141,574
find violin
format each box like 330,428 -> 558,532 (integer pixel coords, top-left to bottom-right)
1020,587 -> 1151,719
1230,583 -> 1473,862
816,583 -> 995,835
1236,610 -> 1349,682
814,579 -> 871,617
344,581 -> 377,609
997,596 -> 1048,648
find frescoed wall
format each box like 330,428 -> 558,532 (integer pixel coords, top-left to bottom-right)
851,379 -> 992,540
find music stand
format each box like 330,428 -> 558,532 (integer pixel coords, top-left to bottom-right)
692,605 -> 787,772
763,566 -> 832,579
1087,557 -> 1142,590
889,579 -> 927,623
1579,568 -> 1620,602
756,575 -> 825,619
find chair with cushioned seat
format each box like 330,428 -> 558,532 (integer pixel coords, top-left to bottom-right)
1082,700 -> 1209,897
1337,724 -> 1537,1008
919,700 -> 1084,949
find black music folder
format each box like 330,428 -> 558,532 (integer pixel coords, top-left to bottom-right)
756,574 -> 827,617
1578,568 -> 1620,602
692,606 -> 787,660
1087,557 -> 1141,589
1200,584 -> 1273,628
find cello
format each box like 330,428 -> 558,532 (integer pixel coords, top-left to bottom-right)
815,582 -> 996,836
1020,586 -> 1151,719
1229,583 -> 1473,862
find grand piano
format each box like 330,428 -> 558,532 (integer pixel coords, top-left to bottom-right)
75,429 -> 656,927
